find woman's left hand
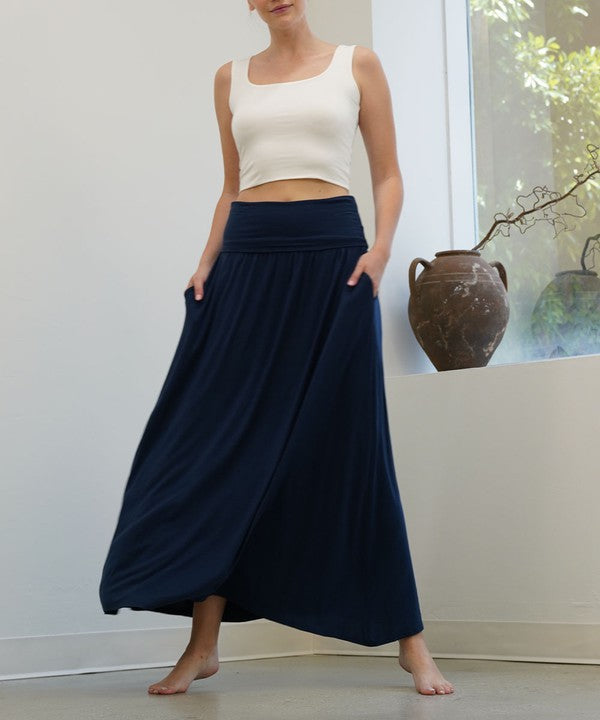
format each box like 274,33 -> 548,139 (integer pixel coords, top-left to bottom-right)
346,246 -> 390,297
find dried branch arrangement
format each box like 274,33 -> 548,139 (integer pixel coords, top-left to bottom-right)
472,142 -> 600,253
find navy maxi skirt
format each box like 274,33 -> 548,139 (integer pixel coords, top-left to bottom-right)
99,194 -> 424,647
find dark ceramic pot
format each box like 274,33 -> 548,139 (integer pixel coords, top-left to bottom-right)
408,250 -> 509,371
531,269 -> 600,358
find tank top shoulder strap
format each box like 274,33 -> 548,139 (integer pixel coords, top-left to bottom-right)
328,44 -> 359,102
229,56 -> 248,113
329,44 -> 356,77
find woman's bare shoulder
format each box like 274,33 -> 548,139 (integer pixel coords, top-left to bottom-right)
352,45 -> 389,101
214,60 -> 233,84
352,45 -> 385,74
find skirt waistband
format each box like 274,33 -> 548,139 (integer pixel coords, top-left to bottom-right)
221,195 -> 368,253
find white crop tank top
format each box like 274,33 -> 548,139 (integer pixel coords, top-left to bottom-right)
229,44 -> 360,193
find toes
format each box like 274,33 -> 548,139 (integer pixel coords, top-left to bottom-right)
435,683 -> 454,694
148,685 -> 174,694
418,684 -> 453,695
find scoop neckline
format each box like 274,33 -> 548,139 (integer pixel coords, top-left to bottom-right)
245,44 -> 342,87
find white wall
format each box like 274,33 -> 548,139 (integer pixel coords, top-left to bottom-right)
370,1 -> 454,375
0,0 -> 373,677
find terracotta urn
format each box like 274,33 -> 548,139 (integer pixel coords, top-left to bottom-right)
408,250 -> 509,371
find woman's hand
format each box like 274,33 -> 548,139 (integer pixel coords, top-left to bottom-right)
185,259 -> 215,301
346,246 -> 390,297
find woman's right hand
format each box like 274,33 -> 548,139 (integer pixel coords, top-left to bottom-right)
185,260 -> 214,301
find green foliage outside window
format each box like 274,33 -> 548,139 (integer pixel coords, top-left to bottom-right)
468,0 -> 600,362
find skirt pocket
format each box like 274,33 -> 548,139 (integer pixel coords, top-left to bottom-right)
183,255 -> 221,301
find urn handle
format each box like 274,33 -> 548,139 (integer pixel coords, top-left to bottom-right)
408,257 -> 433,295
489,260 -> 508,291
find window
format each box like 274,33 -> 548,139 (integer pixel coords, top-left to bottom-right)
467,0 -> 600,363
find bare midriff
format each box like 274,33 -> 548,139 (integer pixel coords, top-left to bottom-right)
235,177 -> 350,202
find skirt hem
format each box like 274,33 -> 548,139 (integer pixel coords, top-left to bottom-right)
101,592 -> 425,648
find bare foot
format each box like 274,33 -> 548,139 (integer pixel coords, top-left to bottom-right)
147,644 -> 219,695
398,632 -> 455,696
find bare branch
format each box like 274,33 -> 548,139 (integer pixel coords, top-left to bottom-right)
471,142 -> 600,252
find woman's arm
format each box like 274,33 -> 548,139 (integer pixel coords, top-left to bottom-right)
188,60 -> 240,299
346,45 -> 403,296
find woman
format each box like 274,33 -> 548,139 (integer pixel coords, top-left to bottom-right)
99,0 -> 455,698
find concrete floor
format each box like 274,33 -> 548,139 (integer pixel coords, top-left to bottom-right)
2,655 -> 599,720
